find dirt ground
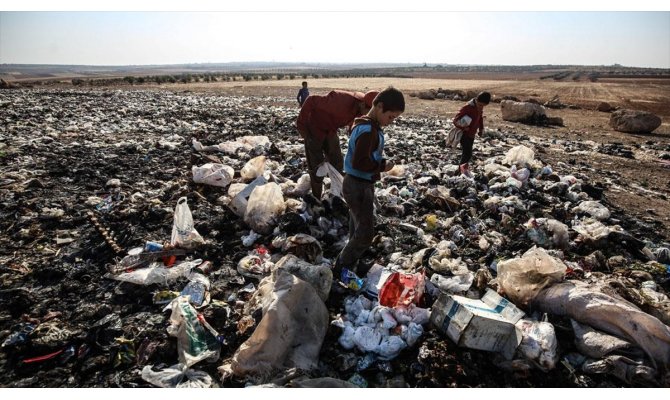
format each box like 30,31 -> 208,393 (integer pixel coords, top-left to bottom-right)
135,77 -> 670,241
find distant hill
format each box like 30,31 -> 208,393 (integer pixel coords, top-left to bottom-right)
1,62 -> 668,83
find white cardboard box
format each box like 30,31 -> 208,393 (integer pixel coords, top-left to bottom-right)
430,288 -> 525,359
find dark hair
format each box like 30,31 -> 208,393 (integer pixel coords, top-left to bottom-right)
302,81 -> 307,86
476,91 -> 491,104
374,86 -> 405,112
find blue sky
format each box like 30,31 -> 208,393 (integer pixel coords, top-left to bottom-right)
1,2 -> 668,67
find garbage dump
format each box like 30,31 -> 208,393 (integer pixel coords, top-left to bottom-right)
1,88 -> 669,388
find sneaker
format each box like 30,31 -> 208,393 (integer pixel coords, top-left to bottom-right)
460,163 -> 474,178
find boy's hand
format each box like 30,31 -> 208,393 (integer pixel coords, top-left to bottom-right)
384,160 -> 395,172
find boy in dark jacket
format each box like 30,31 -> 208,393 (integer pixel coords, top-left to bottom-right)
297,81 -> 309,107
453,91 -> 491,177
334,87 -> 405,276
296,89 -> 379,199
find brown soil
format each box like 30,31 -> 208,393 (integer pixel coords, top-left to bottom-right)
121,77 -> 670,240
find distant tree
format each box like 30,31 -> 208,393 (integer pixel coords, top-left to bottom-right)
136,76 -> 145,84
72,78 -> 84,86
123,76 -> 136,85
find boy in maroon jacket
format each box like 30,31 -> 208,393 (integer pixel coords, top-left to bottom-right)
296,89 -> 379,199
452,91 -> 491,177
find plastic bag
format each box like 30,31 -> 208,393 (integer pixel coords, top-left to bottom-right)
515,319 -> 559,371
502,145 -> 535,167
244,182 -> 286,234
535,281 -> 670,365
316,162 -> 343,198
377,335 -> 407,360
107,259 -> 201,286
240,155 -> 267,181
445,126 -> 463,149
167,296 -> 221,367
141,363 -> 213,388
496,246 -> 567,307
430,272 -> 474,294
171,197 -> 205,249
572,201 -> 611,221
229,175 -> 268,217
353,326 -> 382,353
191,163 -> 234,187
379,271 -> 426,308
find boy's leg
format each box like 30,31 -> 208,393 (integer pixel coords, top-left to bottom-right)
336,176 -> 375,274
304,133 -> 325,199
459,136 -> 474,164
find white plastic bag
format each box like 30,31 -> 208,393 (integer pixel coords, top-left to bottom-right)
316,162 -> 343,198
240,155 -> 267,181
107,259 -> 201,286
497,246 -> 567,307
243,182 -> 286,234
503,145 -> 535,167
192,163 -> 234,188
229,175 -> 268,217
141,363 -> 213,388
445,126 -> 463,148
515,319 -> 559,371
171,197 -> 205,249
572,201 -> 611,221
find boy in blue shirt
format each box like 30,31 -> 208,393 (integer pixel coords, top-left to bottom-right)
334,87 -> 405,276
297,81 -> 309,107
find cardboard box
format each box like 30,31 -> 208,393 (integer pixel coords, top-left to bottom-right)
430,288 -> 525,359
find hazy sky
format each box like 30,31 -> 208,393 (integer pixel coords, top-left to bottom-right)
1,2 -> 669,68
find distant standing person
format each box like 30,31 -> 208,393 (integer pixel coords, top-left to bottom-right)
296,89 -> 379,199
334,87 -> 405,276
297,81 -> 309,107
452,91 -> 491,177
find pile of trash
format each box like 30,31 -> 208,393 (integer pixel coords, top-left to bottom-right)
0,88 -> 669,388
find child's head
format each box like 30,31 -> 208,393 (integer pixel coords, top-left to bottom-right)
476,91 -> 491,106
302,81 -> 308,88
370,87 -> 405,126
